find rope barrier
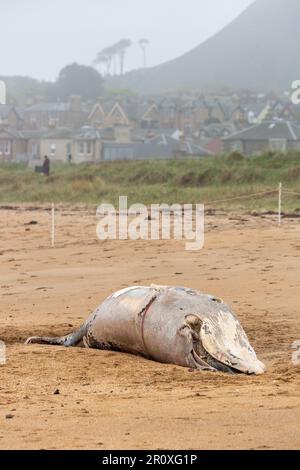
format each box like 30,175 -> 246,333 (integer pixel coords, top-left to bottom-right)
282,190 -> 300,196
205,190 -> 277,205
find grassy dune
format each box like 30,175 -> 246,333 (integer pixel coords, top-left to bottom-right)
1,152 -> 300,211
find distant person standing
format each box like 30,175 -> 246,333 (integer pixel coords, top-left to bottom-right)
68,153 -> 72,164
42,156 -> 50,176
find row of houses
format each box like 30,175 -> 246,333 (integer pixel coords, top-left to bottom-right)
2,119 -> 300,163
2,93 -> 299,135
0,125 -> 212,164
1,90 -> 300,162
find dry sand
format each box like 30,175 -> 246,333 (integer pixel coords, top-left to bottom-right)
0,206 -> 299,450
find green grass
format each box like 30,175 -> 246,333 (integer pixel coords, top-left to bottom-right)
1,151 -> 300,212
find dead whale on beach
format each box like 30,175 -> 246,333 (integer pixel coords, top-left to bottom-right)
26,285 -> 265,375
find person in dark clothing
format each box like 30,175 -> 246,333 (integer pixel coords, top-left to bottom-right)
42,156 -> 50,176
68,153 -> 72,164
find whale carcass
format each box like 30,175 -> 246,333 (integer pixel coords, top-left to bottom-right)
26,285 -> 266,375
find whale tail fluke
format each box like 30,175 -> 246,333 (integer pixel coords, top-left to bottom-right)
25,324 -> 87,347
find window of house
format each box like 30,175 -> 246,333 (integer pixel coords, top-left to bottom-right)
66,142 -> 71,155
50,144 -> 56,156
0,142 -> 10,155
141,120 -> 149,129
168,108 -> 175,120
86,141 -> 92,154
269,138 -> 287,153
231,141 -> 243,152
5,142 -> 11,155
32,143 -> 38,158
78,142 -> 85,155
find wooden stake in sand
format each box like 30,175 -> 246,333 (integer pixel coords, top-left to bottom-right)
51,203 -> 55,247
278,182 -> 282,226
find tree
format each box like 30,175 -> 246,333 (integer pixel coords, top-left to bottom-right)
95,40 -> 132,76
138,39 -> 149,68
115,39 -> 132,75
93,51 -> 109,75
94,45 -> 117,76
56,63 -> 104,100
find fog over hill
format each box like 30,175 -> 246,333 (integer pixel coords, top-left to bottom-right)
109,0 -> 300,93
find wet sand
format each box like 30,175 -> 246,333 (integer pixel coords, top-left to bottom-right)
0,206 -> 299,449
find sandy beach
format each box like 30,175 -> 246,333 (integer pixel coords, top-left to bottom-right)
0,206 -> 299,450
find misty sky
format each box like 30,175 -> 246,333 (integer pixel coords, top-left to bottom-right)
1,0 -> 254,81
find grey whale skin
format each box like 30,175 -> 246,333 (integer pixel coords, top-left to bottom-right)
26,285 -> 266,375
